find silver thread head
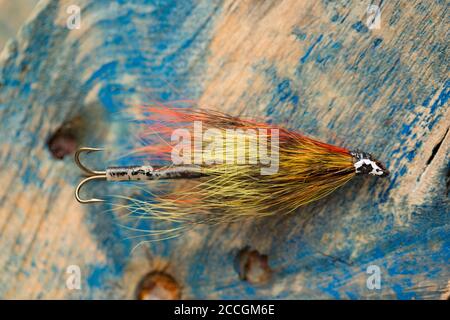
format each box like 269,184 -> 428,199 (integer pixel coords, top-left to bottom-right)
350,150 -> 389,178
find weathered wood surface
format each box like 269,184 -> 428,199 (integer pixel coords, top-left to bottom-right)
0,0 -> 39,50
0,0 -> 448,299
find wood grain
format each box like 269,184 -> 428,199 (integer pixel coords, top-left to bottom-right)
0,0 -> 448,299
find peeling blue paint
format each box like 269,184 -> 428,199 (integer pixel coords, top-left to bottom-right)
351,21 -> 369,33
430,79 -> 449,113
86,265 -> 110,289
373,38 -> 383,48
300,34 -> 323,64
292,27 -> 307,41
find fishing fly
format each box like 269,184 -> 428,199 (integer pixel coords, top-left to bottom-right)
74,106 -> 389,239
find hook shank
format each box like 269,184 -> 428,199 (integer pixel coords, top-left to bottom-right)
74,147 -> 207,204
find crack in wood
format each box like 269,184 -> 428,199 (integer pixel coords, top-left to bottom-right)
426,127 -> 449,166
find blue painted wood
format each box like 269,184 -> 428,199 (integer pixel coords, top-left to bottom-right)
0,0 -> 448,299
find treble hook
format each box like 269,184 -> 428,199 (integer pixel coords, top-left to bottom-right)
74,147 -> 107,204
74,147 -> 205,204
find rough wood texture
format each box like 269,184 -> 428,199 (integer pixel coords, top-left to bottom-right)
0,0 -> 448,299
0,0 -> 39,50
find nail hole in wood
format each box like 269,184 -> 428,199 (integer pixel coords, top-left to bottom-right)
47,117 -> 82,160
236,246 -> 272,285
135,271 -> 181,300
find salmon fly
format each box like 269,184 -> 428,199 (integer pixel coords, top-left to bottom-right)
75,105 -> 389,240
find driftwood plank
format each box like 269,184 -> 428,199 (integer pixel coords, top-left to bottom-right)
0,0 -> 448,299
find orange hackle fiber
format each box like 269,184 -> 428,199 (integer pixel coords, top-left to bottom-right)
117,104 -> 357,240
